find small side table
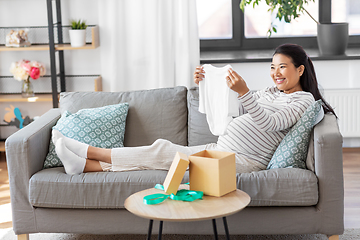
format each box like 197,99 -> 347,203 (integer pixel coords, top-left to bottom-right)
124,185 -> 250,240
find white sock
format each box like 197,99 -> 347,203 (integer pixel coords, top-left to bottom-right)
52,129 -> 89,159
55,138 -> 86,175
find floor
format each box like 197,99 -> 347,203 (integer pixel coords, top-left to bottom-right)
342,148 -> 360,228
0,153 -> 11,230
0,149 -> 359,231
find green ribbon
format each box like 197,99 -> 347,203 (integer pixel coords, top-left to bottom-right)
143,184 -> 203,205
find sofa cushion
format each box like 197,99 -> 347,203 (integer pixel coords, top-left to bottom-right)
43,103 -> 129,168
187,87 -> 218,146
59,86 -> 188,147
29,167 -> 187,209
267,100 -> 323,170
238,168 -> 318,206
29,167 -> 318,209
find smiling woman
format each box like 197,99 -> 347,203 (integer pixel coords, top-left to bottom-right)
270,54 -> 304,94
272,44 -> 336,115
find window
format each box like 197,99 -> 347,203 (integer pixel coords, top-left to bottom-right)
198,0 -> 360,51
244,1 -> 318,38
196,0 -> 233,40
332,0 -> 360,35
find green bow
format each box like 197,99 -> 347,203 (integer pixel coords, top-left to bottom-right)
143,184 -> 203,205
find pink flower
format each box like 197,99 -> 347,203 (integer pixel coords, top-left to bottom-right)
31,61 -> 41,68
30,67 -> 40,79
30,61 -> 46,76
21,63 -> 32,73
18,59 -> 30,66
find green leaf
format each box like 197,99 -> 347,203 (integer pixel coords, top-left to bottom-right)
239,0 -> 245,11
70,19 -> 87,29
285,15 -> 290,22
267,29 -> 272,38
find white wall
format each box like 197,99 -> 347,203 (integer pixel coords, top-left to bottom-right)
1,0 -> 359,146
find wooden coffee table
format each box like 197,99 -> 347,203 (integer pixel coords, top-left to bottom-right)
124,185 -> 250,240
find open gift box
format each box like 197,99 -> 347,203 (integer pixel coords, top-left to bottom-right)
163,152 -> 190,195
189,150 -> 236,197
163,150 -> 236,197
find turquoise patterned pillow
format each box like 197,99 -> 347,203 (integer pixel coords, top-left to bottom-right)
43,103 -> 129,169
267,100 -> 323,170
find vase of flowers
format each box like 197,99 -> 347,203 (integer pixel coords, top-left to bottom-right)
9,60 -> 46,98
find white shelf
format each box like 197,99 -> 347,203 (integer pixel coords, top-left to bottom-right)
0,94 -> 54,103
0,26 -> 99,52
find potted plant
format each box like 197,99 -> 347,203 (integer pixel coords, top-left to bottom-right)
69,19 -> 88,47
240,0 -> 349,56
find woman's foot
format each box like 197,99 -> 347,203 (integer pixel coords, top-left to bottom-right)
52,129 -> 89,158
55,138 -> 86,175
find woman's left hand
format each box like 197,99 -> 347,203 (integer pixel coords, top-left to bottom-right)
226,68 -> 249,96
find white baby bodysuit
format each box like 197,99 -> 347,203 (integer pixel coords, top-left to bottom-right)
199,64 -> 239,136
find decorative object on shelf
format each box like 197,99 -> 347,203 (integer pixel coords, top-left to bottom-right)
4,105 -> 33,129
5,29 -> 31,47
9,59 -> 46,98
69,19 -> 88,47
239,0 -> 349,56
317,23 -> 349,56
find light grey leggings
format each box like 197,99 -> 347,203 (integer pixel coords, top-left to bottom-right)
100,139 -> 264,174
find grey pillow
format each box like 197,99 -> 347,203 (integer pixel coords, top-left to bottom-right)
187,87 -> 218,146
59,86 -> 188,147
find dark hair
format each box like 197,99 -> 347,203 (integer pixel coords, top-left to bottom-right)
273,43 -> 336,116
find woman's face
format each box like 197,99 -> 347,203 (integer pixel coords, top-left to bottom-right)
270,53 -> 304,94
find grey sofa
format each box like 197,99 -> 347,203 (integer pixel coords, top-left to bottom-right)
6,86 -> 344,239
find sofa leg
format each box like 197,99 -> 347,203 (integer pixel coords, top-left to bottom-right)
328,235 -> 339,240
17,234 -> 29,240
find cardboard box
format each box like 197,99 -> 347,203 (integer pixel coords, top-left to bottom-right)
189,150 -> 236,197
163,152 -> 189,195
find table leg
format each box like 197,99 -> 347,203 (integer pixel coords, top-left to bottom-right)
158,221 -> 163,240
223,217 -> 230,240
212,219 -> 219,240
147,219 -> 153,240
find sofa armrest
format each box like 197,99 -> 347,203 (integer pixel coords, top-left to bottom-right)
5,108 -> 61,234
313,113 -> 344,234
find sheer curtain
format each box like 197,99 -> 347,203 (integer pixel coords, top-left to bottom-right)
98,0 -> 199,92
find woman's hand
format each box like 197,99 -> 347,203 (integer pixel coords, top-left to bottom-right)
194,66 -> 205,85
226,68 -> 249,96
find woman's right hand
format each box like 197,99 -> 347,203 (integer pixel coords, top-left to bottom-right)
194,66 -> 205,85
